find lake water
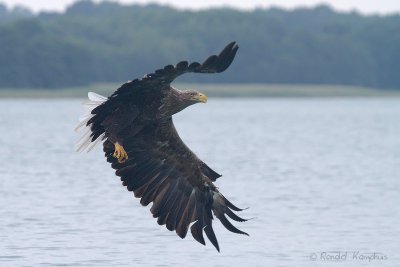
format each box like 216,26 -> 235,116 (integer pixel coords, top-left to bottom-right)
0,98 -> 399,267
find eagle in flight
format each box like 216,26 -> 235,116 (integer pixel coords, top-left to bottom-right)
76,42 -> 248,251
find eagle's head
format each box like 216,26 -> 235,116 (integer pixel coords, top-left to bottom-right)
182,89 -> 208,104
161,87 -> 207,117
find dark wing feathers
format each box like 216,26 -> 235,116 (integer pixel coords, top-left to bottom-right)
201,55 -> 219,70
215,41 -> 240,72
225,207 -> 248,222
176,60 -> 189,70
217,214 -> 249,236
91,42 -> 246,251
199,162 -> 222,181
88,42 -> 238,144
103,118 -> 247,251
109,41 -> 239,97
204,224 -> 220,252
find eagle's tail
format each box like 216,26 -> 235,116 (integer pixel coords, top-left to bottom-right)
75,92 -> 107,152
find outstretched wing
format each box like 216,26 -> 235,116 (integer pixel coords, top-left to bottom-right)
103,118 -> 248,251
84,42 -> 239,149
111,41 -> 239,98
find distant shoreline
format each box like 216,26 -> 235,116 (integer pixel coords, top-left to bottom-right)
0,83 -> 399,98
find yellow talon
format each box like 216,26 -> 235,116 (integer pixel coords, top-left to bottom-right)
113,142 -> 128,163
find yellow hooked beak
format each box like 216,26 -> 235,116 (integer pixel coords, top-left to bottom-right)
194,92 -> 208,103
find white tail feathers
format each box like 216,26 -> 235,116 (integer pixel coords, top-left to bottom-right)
75,92 -> 107,152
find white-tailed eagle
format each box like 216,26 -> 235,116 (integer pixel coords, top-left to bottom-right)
76,42 -> 248,251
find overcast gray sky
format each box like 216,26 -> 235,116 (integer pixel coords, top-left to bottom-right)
2,0 -> 400,14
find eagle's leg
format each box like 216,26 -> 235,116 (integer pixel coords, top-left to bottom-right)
113,142 -> 128,163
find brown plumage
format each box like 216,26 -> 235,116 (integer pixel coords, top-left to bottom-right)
76,42 -> 248,252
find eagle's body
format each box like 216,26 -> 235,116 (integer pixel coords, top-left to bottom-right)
77,42 -> 247,251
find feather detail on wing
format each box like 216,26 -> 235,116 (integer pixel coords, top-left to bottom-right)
103,117 -> 248,252
79,42 -> 239,152
76,92 -> 107,152
110,42 -> 239,98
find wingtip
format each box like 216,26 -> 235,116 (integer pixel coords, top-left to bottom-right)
232,41 -> 239,49
227,41 -> 239,52
225,208 -> 248,222
225,198 -> 247,212
218,214 -> 249,236
213,42 -> 239,73
204,224 -> 220,252
226,41 -> 237,48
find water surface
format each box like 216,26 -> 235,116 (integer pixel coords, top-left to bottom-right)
0,98 -> 399,266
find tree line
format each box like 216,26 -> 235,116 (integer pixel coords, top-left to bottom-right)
0,0 -> 399,89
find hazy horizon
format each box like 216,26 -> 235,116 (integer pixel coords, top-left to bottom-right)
1,0 -> 400,15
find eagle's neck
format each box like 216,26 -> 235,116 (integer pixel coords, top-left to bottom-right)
159,87 -> 193,118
